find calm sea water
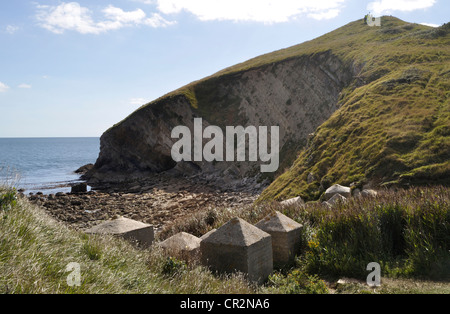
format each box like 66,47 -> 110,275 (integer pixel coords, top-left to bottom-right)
0,138 -> 100,194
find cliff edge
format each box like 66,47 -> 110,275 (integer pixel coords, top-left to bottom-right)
85,17 -> 450,200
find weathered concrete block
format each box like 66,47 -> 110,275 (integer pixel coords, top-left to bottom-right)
200,229 -> 216,240
85,217 -> 154,248
361,189 -> 378,197
200,218 -> 273,284
325,184 -> 351,200
255,211 -> 303,267
280,196 -> 305,208
353,188 -> 361,197
322,201 -> 332,208
327,193 -> 347,206
159,232 -> 201,260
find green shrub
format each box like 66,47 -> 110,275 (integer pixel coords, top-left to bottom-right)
0,188 -> 17,211
82,240 -> 102,261
403,200 -> 450,279
302,187 -> 450,280
162,257 -> 188,277
268,269 -> 329,294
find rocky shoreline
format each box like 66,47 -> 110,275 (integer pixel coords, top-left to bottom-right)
26,172 -> 262,236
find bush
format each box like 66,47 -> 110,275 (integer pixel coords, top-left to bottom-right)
302,187 -> 450,280
268,269 -> 329,294
0,188 -> 17,211
82,240 -> 103,261
160,186 -> 449,282
162,257 -> 188,277
403,199 -> 450,278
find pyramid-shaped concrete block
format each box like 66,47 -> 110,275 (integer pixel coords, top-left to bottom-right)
159,232 -> 201,260
361,189 -> 378,197
85,217 -> 154,248
328,193 -> 347,206
255,211 -> 303,267
200,229 -> 217,240
325,184 -> 351,200
280,196 -> 305,208
200,217 -> 273,284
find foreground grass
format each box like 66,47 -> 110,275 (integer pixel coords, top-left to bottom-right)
1,186 -> 449,294
334,277 -> 450,294
0,189 -> 254,294
162,186 -> 450,293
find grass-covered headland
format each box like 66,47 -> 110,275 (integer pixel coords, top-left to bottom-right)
1,186 -> 449,294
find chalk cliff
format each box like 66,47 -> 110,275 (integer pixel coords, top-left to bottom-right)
85,17 -> 450,199
86,50 -> 354,190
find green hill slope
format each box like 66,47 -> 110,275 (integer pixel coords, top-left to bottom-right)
259,17 -> 450,202
88,16 -> 449,201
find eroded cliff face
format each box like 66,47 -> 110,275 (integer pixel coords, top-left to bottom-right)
91,95 -> 193,179
86,51 -> 355,191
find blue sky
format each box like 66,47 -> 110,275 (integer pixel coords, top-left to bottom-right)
0,0 -> 448,137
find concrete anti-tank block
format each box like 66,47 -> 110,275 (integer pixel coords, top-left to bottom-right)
280,196 -> 305,208
255,211 -> 303,267
159,232 -> 201,260
85,217 -> 154,248
200,217 -> 273,284
325,184 -> 351,200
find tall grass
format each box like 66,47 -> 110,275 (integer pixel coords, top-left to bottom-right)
299,187 -> 450,280
0,187 -> 255,294
1,186 -> 449,294
161,187 -> 450,281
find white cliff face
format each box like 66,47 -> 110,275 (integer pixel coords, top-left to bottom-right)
227,53 -> 351,149
87,51 -> 355,188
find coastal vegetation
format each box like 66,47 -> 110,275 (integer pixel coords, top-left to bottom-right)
256,18 -> 450,202
0,186 -> 253,294
1,185 -> 449,294
90,17 -> 450,205
1,16 -> 449,295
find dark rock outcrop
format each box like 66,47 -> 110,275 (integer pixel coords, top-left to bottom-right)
71,183 -> 87,194
75,164 -> 94,174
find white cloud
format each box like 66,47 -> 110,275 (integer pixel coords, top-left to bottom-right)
18,84 -> 32,89
367,0 -> 436,15
144,13 -> 176,27
36,3 -> 97,34
420,22 -> 440,28
154,0 -> 347,23
132,0 -> 155,4
36,2 -> 175,34
308,9 -> 340,21
0,82 -> 10,93
6,25 -> 19,34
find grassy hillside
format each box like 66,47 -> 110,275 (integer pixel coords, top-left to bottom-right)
258,17 -> 450,202
110,16 -> 449,202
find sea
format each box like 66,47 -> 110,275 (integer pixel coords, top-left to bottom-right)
0,137 -> 100,194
